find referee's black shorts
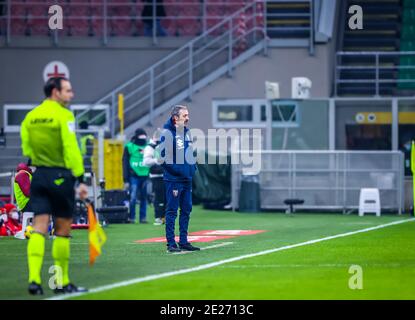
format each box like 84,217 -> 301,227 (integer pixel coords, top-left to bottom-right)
30,167 -> 76,218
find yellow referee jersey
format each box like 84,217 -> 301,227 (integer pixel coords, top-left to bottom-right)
20,99 -> 84,178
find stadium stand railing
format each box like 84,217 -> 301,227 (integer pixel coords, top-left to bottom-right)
399,0 -> 415,90
0,170 -> 99,211
232,150 -> 405,214
0,1 -> 318,138
334,51 -> 415,97
0,171 -> 14,202
75,0 -> 269,137
341,0 -> 401,52
336,0 -> 415,96
0,1 -> 251,45
0,128 -> 106,197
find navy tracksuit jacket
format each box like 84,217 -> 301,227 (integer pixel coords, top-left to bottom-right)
161,118 -> 197,247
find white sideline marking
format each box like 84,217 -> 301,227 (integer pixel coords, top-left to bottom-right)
219,263 -> 414,269
175,242 -> 234,254
47,218 -> 415,300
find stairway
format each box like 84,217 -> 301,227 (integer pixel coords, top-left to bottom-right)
343,0 -> 401,52
336,0 -> 403,96
76,1 -> 266,138
398,0 -> 415,90
0,2 -> 267,181
266,0 -> 312,39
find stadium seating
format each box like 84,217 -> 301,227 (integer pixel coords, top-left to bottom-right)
132,0 -> 144,36
206,0 -> 227,34
0,18 -> 4,36
108,0 -> 134,36
337,0 -> 403,96
2,0 -> 262,39
10,1 -> 28,35
163,0 -> 179,36
89,0 -> 105,37
66,2 -> 91,37
26,0 -> 49,36
399,1 -> 415,89
176,0 -> 201,36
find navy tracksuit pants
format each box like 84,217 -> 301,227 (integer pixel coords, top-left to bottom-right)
164,180 -> 192,247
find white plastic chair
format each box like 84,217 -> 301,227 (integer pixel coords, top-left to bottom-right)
359,188 -> 381,217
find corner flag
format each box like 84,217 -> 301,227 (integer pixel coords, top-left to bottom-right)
87,203 -> 107,266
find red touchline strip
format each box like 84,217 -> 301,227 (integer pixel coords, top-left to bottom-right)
189,230 -> 267,236
135,235 -> 236,243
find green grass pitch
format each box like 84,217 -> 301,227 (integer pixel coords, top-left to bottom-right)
0,206 -> 414,300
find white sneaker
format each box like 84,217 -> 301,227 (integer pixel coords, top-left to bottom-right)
153,218 -> 163,225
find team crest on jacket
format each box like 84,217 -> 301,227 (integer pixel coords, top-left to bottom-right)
176,135 -> 184,149
172,190 -> 179,197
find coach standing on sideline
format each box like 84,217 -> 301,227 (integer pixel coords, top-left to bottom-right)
21,77 -> 88,295
161,105 -> 199,253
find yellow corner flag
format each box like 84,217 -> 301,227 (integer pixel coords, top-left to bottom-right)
87,203 -> 107,266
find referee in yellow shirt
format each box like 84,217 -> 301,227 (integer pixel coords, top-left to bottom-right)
21,77 -> 88,295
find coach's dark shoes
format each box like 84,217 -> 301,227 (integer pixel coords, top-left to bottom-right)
28,282 -> 44,295
179,243 -> 200,251
54,283 -> 88,294
167,244 -> 181,253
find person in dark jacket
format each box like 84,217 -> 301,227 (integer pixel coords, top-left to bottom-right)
142,0 -> 167,36
143,128 -> 165,225
160,105 -> 198,252
122,129 -> 150,223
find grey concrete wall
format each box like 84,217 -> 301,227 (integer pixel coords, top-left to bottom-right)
0,37 -> 190,127
143,45 -> 333,135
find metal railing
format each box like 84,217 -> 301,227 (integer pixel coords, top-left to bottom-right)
335,51 -> 415,97
0,171 -> 99,211
0,129 -> 106,195
0,0 -> 256,45
0,171 -> 14,203
75,0 -> 267,137
232,150 -> 405,213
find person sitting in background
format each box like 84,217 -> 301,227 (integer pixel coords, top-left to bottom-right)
0,204 -> 22,236
0,207 -> 9,236
143,128 -> 165,225
4,204 -> 22,235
